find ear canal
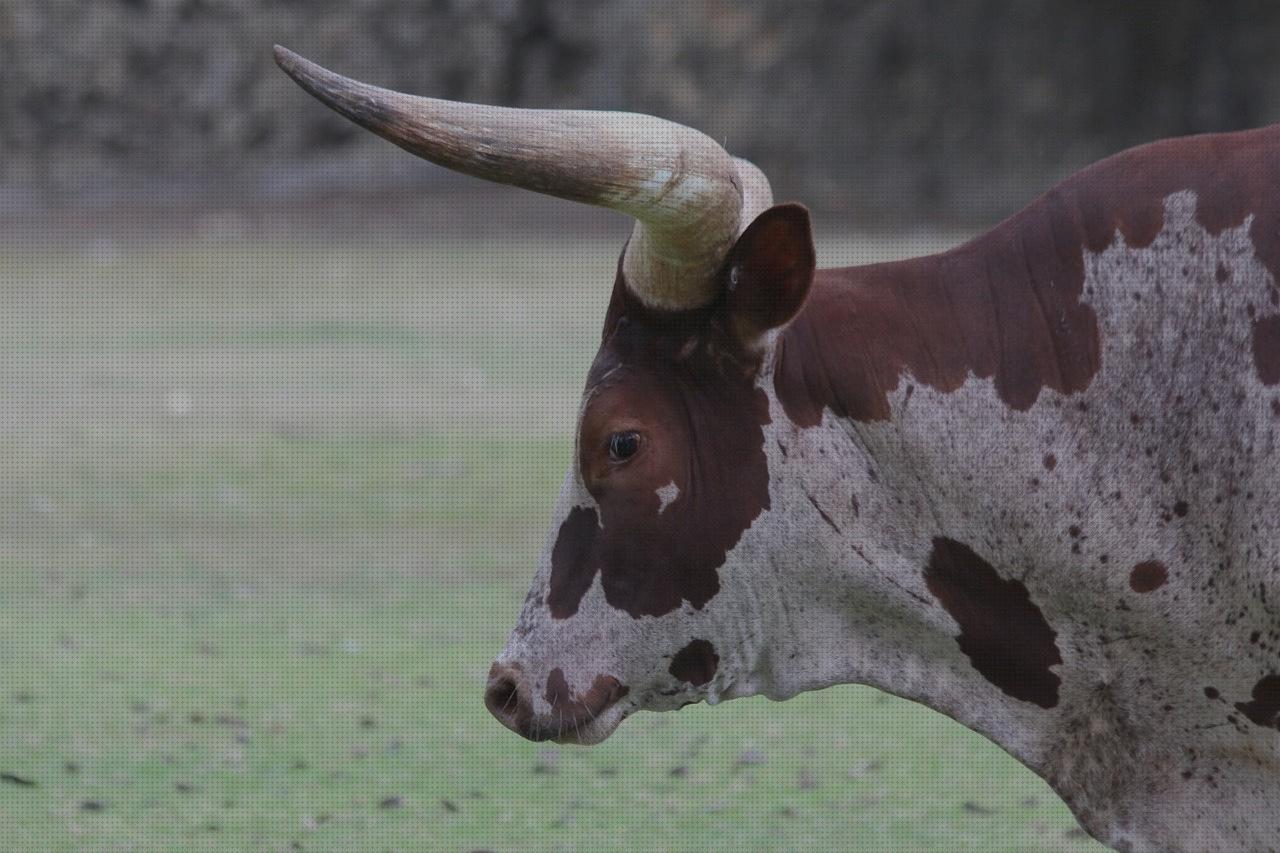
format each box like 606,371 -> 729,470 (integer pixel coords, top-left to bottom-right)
723,203 -> 816,345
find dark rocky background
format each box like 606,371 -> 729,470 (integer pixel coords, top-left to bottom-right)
6,0 -> 1280,228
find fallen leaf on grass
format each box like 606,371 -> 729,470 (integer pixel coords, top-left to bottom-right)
380,796 -> 403,809
962,801 -> 995,815
0,773 -> 34,787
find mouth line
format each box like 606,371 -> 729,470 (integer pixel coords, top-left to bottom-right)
529,701 -> 631,745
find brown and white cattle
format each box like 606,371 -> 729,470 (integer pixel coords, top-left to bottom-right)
276,46 -> 1280,852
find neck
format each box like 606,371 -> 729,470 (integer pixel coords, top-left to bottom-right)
751,274 -> 1134,844
751,339 -> 1062,768
752,189 -> 1280,851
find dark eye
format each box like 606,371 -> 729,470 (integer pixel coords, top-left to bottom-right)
607,431 -> 641,462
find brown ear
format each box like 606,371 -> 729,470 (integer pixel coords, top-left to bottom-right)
722,203 -> 816,346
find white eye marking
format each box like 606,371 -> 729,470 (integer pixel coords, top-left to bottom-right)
729,266 -> 741,291
656,481 -> 680,514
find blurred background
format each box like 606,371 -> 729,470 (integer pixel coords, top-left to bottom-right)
3,2 -> 1278,851
9,0 -> 1280,229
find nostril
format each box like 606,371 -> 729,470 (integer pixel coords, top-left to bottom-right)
487,676 -> 519,716
484,663 -> 530,733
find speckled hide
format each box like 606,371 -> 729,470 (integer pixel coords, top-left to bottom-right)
490,127 -> 1280,852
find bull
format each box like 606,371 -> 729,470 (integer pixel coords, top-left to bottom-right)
276,46 -> 1280,852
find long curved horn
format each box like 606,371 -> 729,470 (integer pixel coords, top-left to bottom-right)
274,46 -> 771,310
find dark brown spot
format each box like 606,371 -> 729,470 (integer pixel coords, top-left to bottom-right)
547,507 -> 601,619
1252,315 -> 1280,386
1215,262 -> 1230,283
1042,453 -> 1057,471
924,537 -> 1062,708
1204,686 -> 1220,700
1172,500 -> 1189,518
1129,560 -> 1168,593
669,639 -> 719,687
1234,674 -> 1280,729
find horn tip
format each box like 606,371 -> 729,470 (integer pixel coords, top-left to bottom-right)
273,44 -> 303,74
274,45 -> 326,88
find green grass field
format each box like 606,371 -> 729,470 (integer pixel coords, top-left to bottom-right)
0,235 -> 1102,851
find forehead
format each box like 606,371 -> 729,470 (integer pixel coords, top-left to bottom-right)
582,275 -> 755,406
577,320 -> 751,444
582,321 -> 683,406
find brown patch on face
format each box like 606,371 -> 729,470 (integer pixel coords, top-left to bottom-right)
1234,674 -> 1280,729
924,537 -> 1062,708
548,507 -> 603,619
776,125 -> 1280,425
1129,560 -> 1168,593
1252,315 -> 1280,385
669,639 -> 719,686
537,668 -> 629,742
547,267 -> 772,619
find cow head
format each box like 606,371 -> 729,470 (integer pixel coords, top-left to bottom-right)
490,206 -> 814,742
275,47 -> 814,743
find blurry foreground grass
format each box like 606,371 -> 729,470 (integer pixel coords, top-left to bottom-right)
0,236 -> 1100,851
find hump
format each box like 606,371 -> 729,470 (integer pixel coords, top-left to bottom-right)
993,122 -> 1280,267
776,124 -> 1280,426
